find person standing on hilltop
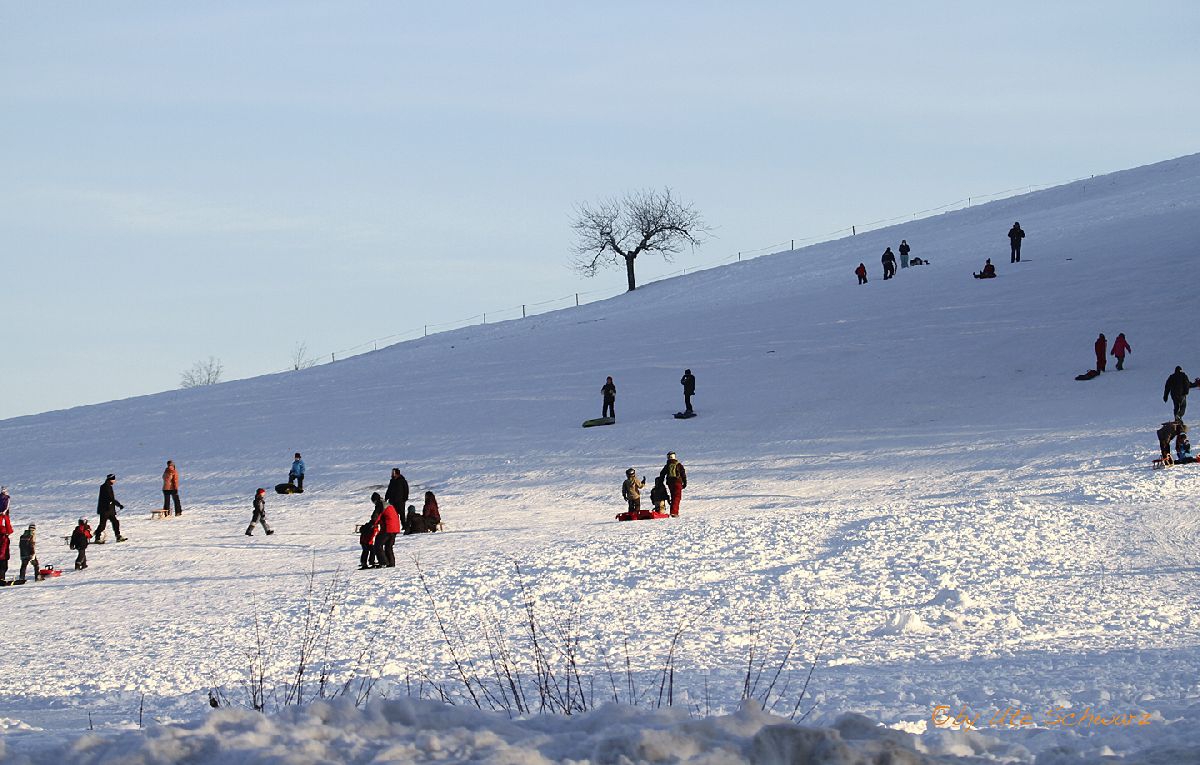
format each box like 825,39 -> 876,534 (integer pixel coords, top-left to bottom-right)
680,369 -> 696,415
162,460 -> 183,516
95,474 -> 127,543
1008,222 -> 1025,263
601,376 -> 617,420
898,240 -> 911,269
1094,334 -> 1107,373
1110,333 -> 1132,371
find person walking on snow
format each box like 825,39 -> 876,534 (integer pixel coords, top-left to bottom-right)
70,518 -> 92,570
855,263 -> 868,285
899,240 -> 911,269
288,453 -> 305,491
1111,333 -> 1132,370
359,495 -> 381,569
245,488 -> 274,536
1164,366 -> 1197,420
1094,334 -> 1107,373
18,524 -> 39,582
680,369 -> 696,414
95,474 -> 127,542
659,452 -> 687,517
881,247 -> 897,280
622,469 -> 646,514
162,460 -> 183,516
1008,222 -> 1025,263
0,491 -> 12,583
601,376 -> 616,419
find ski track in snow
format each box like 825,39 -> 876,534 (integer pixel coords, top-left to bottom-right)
2,155 -> 1200,763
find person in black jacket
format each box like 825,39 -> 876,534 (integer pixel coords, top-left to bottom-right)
18,524 -> 39,582
680,369 -> 696,414
898,240 -> 911,269
601,376 -> 616,419
1164,366 -> 1197,420
1157,420 -> 1187,461
70,518 -> 92,570
881,248 -> 897,279
386,468 -> 410,533
1008,222 -> 1025,263
95,474 -> 127,542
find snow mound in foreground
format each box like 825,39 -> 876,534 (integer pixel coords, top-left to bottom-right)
13,698 -> 947,765
874,611 -> 935,635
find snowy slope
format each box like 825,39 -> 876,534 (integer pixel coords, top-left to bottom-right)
1,153 -> 1200,763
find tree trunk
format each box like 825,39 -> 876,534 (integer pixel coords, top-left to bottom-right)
625,255 -> 637,291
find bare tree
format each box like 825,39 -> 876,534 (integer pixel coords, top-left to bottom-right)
180,357 -> 224,388
290,342 -> 318,371
572,187 -> 709,291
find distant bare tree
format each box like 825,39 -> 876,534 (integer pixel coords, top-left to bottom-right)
571,187 -> 709,291
180,357 -> 224,388
290,342 -> 318,371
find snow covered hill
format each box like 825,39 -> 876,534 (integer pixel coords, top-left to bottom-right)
2,153 -> 1200,764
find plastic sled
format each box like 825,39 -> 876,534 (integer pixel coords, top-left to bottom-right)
582,417 -> 615,428
616,509 -> 671,521
275,483 -> 304,495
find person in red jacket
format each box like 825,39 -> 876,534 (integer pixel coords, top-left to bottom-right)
70,518 -> 92,570
855,263 -> 868,285
422,491 -> 441,531
359,494 -> 382,569
162,460 -> 183,516
377,498 -> 401,567
1094,334 -> 1107,373
1111,333 -> 1132,371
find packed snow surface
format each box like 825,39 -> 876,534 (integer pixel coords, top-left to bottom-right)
2,154 -> 1200,763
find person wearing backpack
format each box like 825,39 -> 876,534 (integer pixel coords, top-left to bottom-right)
70,518 -> 92,570
659,452 -> 687,516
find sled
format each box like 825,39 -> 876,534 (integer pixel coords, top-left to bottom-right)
582,417 -> 615,428
151,509 -> 170,519
674,411 -> 697,419
616,509 -> 671,522
1075,370 -> 1100,381
38,566 -> 62,578
1153,456 -> 1172,469
275,483 -> 304,495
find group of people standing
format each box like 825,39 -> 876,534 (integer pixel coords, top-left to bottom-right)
856,239 -> 915,284
598,370 -> 697,420
357,468 -> 442,569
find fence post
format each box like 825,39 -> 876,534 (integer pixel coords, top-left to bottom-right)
575,293 -> 579,307
852,225 -> 856,236
424,325 -> 427,337
738,251 -> 741,261
483,313 -> 486,324
522,305 -> 527,318
331,353 -> 335,363
791,239 -> 794,250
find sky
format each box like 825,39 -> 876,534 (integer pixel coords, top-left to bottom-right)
1,1 -> 1197,419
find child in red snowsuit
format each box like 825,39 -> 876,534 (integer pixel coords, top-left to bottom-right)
1095,334 -> 1107,373
1111,333 -> 1132,370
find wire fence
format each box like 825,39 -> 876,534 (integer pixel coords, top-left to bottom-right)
294,172 -> 1094,370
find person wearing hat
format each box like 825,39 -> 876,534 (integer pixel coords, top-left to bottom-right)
385,468 -> 409,533
18,524 -> 39,582
1157,420 -> 1187,463
0,489 -> 12,583
680,369 -> 696,415
162,460 -> 183,516
601,376 -> 617,420
658,452 -> 687,516
1008,222 -> 1025,263
95,474 -> 127,543
70,517 -> 92,570
246,488 -> 274,536
621,468 -> 646,515
288,453 -> 306,491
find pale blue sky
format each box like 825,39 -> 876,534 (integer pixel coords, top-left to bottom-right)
2,1 -> 1197,418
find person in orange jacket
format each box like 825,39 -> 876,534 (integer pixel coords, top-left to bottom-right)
855,263 -> 868,285
162,460 -> 183,516
1111,333 -> 1132,371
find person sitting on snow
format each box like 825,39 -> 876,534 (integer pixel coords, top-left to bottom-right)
1176,433 -> 1195,464
650,476 -> 670,515
973,259 -> 996,279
